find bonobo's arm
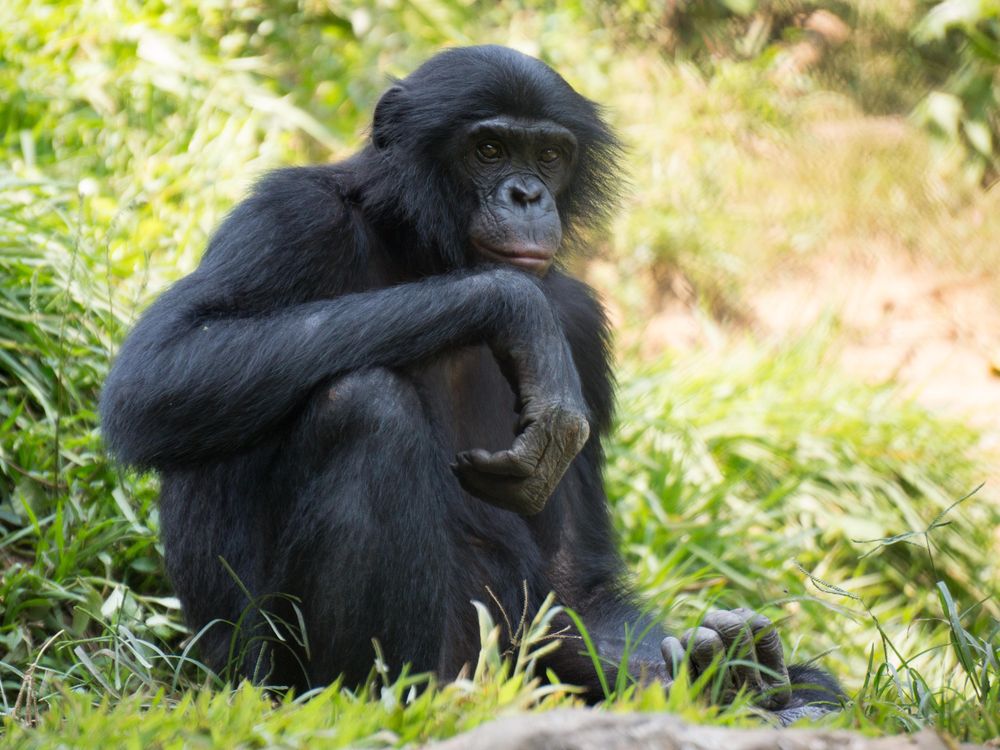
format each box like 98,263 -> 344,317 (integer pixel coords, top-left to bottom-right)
100,168 -> 587,514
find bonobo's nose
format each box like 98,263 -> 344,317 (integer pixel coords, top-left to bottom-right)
506,177 -> 544,208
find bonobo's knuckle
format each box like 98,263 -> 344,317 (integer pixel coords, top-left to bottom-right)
703,610 -> 748,640
684,626 -> 723,657
552,410 -> 589,455
552,397 -> 588,420
568,410 -> 590,443
730,607 -> 770,630
749,613 -> 773,633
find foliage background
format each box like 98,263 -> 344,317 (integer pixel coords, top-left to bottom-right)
1,0 -> 998,746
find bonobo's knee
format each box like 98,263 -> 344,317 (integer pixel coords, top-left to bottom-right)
315,368 -> 423,430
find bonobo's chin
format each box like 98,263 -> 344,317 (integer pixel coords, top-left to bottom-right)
471,239 -> 555,275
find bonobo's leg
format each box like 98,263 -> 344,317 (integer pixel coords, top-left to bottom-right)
159,444 -> 288,682
264,368 -> 463,690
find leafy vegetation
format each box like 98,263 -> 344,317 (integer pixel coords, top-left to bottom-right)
1,0 -> 998,746
597,0 -> 1000,181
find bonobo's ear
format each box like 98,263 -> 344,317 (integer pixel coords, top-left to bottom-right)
372,85 -> 405,150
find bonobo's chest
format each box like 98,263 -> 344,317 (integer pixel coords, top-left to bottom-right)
417,346 -> 520,456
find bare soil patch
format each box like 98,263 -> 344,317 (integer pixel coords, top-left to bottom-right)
751,248 -> 1000,435
611,248 -> 1000,444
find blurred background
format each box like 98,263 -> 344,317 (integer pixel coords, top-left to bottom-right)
1,0 -> 998,743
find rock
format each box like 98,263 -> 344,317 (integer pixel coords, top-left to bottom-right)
427,709 -> 987,750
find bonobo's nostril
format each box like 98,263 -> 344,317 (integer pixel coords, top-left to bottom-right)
509,181 -> 543,206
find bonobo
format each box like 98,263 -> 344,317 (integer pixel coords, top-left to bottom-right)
100,45 -> 841,722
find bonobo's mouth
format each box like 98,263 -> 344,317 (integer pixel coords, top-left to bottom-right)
472,239 -> 555,273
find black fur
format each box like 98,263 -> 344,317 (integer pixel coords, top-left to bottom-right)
100,46 -> 841,718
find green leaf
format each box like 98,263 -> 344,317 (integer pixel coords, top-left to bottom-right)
920,91 -> 964,137
915,0 -> 997,42
720,0 -> 757,16
963,118 -> 994,155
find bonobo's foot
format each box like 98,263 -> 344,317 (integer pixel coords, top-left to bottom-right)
451,402 -> 589,515
660,608 -> 842,725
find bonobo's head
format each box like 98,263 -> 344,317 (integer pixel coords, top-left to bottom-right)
365,45 -> 622,276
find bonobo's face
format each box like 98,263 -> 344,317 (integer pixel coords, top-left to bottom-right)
459,116 -> 577,276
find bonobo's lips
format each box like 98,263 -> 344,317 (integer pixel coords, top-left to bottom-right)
472,239 -> 555,272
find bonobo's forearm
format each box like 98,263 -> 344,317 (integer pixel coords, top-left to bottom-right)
101,267 -> 575,469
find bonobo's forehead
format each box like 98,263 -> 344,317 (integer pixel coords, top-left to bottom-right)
406,45 -> 571,95
397,45 -> 592,129
465,117 -> 577,147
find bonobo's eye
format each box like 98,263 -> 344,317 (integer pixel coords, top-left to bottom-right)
539,147 -> 561,164
476,141 -> 503,162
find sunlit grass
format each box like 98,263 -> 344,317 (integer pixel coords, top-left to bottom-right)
1,0 -> 998,745
4,336 -> 996,743
608,337 -> 998,738
596,53 -> 1000,324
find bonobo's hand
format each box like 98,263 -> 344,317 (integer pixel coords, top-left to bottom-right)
451,269 -> 590,516
452,396 -> 589,515
660,608 -> 792,711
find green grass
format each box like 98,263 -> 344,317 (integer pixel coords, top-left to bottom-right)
598,53 -> 1000,323
608,340 -> 999,737
3,338 -> 997,745
2,0 -> 999,746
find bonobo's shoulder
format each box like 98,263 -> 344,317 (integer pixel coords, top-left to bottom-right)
249,164 -> 350,211
200,163 -> 357,271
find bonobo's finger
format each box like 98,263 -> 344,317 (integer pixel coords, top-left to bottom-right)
680,626 -> 725,677
453,448 -> 535,477
451,459 -> 534,509
660,636 -> 685,677
455,406 -> 580,478
730,608 -> 788,680
451,457 -> 551,515
730,608 -> 791,709
702,610 -> 765,693
452,404 -> 588,516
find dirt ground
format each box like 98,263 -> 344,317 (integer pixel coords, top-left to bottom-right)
601,249 -> 1000,458
753,250 -> 1000,433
